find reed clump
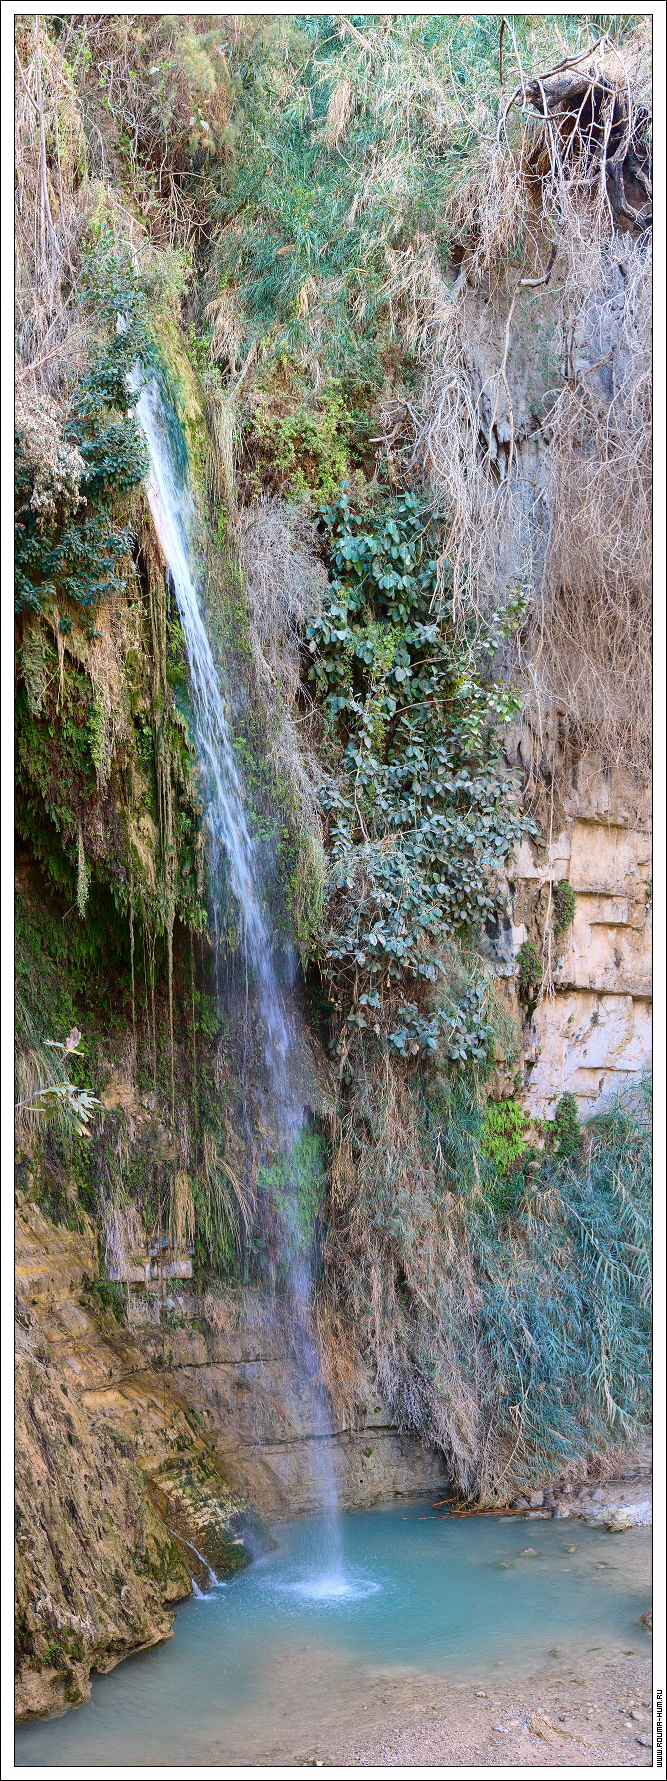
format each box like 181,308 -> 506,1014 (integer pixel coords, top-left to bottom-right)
321,1072 -> 651,1502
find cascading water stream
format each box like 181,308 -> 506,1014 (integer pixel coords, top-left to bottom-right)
134,377 -> 342,1583
168,1531 -> 221,1594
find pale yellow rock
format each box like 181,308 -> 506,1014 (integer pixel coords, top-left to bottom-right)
568,821 -> 651,898
527,991 -> 651,1117
502,743 -> 651,1120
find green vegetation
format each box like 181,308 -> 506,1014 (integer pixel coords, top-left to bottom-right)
553,880 -> 577,939
517,938 -> 543,1016
551,1091 -> 582,1159
479,1098 -> 530,1173
83,1278 -> 128,1325
204,14 -> 615,436
258,1131 -> 327,1261
325,1073 -> 650,1499
309,488 -> 533,1067
14,1027 -> 98,1139
14,13 -> 651,1506
15,231 -> 150,620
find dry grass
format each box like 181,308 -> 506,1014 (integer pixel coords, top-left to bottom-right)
169,1169 -> 195,1253
237,497 -> 326,696
199,1124 -> 257,1257
380,34 -> 651,774
15,18 -> 91,399
60,14 -> 232,249
320,77 -> 355,151
14,1029 -> 72,1149
204,383 -> 238,515
323,1065 -> 486,1495
236,496 -> 328,832
205,290 -> 243,378
530,234 -> 651,761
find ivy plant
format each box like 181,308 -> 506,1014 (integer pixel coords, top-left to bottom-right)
552,1091 -> 582,1158
305,488 -> 537,1065
517,938 -> 542,1017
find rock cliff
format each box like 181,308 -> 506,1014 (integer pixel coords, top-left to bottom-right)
15,1198 -> 258,1720
14,1194 -> 443,1720
486,728 -> 651,1118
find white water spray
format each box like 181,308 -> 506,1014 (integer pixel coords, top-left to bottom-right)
134,377 -> 341,1573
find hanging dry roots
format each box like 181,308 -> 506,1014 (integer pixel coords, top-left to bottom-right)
378,34 -> 651,773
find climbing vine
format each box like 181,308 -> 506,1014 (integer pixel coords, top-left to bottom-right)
306,488 -> 535,1065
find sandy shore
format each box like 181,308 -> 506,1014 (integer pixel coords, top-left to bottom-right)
288,1649 -> 653,1768
207,1636 -> 652,1769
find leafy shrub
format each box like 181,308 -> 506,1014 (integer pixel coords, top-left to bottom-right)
553,879 -> 576,938
245,391 -> 357,502
305,487 -> 535,1066
480,1098 -> 529,1172
516,938 -> 542,1013
552,1090 -> 582,1158
15,230 -> 150,620
44,1642 -> 67,1670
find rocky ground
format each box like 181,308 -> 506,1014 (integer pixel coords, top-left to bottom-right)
226,1646 -> 653,1769
509,1459 -> 652,1532
295,1651 -> 654,1768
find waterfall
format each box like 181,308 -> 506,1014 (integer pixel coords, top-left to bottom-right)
168,1530 -> 221,1592
134,377 -> 341,1572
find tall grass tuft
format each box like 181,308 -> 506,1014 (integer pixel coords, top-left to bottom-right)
322,1074 -> 651,1501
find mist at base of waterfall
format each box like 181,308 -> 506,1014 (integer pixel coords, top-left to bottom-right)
15,1501 -> 651,1770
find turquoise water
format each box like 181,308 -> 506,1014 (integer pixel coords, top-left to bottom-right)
15,1502 -> 651,1768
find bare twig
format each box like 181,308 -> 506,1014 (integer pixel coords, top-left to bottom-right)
499,36 -> 607,135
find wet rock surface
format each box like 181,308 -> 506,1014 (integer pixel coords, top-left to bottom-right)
160,1296 -> 446,1520
14,1197 -> 650,1722
14,1199 -> 444,1718
511,1455 -> 653,1530
14,1200 -> 270,1720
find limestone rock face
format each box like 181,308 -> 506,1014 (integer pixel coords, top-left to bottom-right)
15,1329 -> 190,1723
153,1292 -> 445,1520
14,1199 -> 444,1719
14,1201 -> 268,1722
488,728 -> 651,1119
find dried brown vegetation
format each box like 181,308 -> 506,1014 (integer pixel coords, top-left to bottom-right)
58,14 -> 233,249
236,497 -> 328,831
381,30 -> 652,774
322,1069 -> 484,1494
15,18 -> 90,397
